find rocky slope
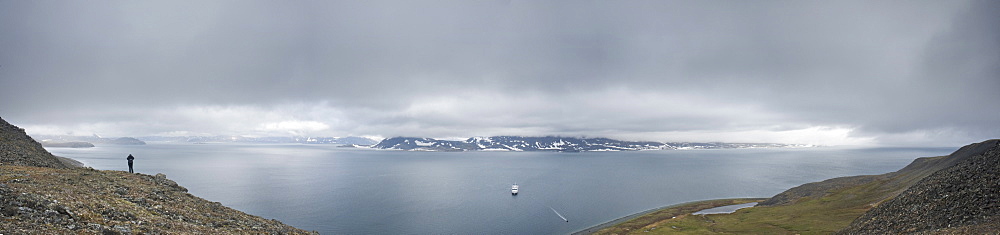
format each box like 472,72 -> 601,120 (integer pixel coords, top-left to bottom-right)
839,140 -> 1000,234
0,117 -> 314,234
0,117 -> 72,169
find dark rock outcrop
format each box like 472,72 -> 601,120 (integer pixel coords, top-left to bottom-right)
0,117 -> 71,168
839,140 -> 1000,234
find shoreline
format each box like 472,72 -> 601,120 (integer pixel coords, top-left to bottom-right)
55,155 -> 84,167
572,198 -> 767,235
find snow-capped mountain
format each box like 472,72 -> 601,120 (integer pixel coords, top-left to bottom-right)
465,136 -> 665,152
372,136 -> 812,152
373,136 -> 813,152
372,137 -> 478,151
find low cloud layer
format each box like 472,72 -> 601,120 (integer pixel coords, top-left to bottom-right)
2,0 -> 997,146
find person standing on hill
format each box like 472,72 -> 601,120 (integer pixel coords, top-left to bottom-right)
127,154 -> 135,173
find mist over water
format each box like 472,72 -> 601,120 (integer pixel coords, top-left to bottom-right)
48,143 -> 954,234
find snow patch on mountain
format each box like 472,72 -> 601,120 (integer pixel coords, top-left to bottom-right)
373,136 -> 814,152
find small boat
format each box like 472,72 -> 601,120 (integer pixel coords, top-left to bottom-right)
511,183 -> 519,195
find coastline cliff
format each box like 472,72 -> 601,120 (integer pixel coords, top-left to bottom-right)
0,117 -> 315,234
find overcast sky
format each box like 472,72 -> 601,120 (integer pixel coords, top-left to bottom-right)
1,0 -> 997,146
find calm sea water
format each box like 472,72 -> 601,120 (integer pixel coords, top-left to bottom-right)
47,143 -> 955,234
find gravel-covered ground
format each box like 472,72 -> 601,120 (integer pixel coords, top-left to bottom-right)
840,140 -> 1000,234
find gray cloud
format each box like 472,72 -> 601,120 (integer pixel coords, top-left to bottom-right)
1,0 -> 997,146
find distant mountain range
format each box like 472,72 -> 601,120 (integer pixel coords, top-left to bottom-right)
30,134 -> 812,151
33,134 -> 146,146
373,136 -> 813,152
31,135 -> 379,146
39,141 -> 95,148
136,135 -> 380,145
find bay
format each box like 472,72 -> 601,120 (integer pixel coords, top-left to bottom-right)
47,143 -> 955,234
